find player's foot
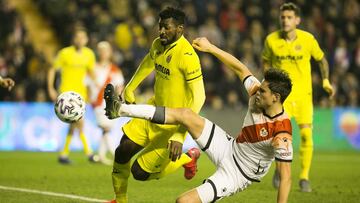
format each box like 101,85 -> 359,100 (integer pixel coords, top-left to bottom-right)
88,154 -> 100,163
105,199 -> 116,203
104,84 -> 121,119
183,148 -> 200,180
272,169 -> 280,189
58,156 -> 72,165
299,179 -> 312,192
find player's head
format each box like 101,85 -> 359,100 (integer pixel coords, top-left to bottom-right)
279,2 -> 301,33
255,69 -> 292,108
97,41 -> 112,62
158,7 -> 185,45
72,27 -> 88,48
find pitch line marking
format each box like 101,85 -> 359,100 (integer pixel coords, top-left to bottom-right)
0,185 -> 108,202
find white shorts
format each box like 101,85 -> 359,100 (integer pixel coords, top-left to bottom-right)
195,119 -> 252,202
94,105 -> 116,130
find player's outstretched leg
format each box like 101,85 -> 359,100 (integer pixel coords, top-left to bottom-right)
104,84 -> 121,119
183,147 -> 201,180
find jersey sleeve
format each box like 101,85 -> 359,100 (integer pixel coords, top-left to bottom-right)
53,49 -> 65,70
243,75 -> 260,96
262,37 -> 273,61
180,50 -> 202,83
272,133 -> 293,162
309,35 -> 324,61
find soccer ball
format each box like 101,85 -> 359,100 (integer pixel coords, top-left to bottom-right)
54,91 -> 86,123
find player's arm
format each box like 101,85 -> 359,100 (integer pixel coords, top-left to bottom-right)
192,37 -> 252,81
316,57 -> 334,97
277,159 -> 291,203
311,36 -> 334,97
272,132 -> 292,203
48,51 -> 63,101
0,76 -> 15,91
123,53 -> 154,103
261,37 -> 273,72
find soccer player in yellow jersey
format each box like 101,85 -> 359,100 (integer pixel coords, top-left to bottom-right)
262,3 -> 335,192
47,28 -> 98,164
106,7 -> 205,203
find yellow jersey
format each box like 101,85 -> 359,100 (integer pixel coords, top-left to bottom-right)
53,46 -> 95,100
148,35 -> 203,110
262,29 -> 324,96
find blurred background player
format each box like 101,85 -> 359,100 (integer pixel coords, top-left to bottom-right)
0,76 -> 15,91
106,7 -> 205,203
88,41 -> 124,165
47,28 -> 99,164
262,2 -> 334,192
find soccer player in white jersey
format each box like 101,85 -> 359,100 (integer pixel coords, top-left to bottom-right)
104,37 -> 293,203
89,41 -> 124,165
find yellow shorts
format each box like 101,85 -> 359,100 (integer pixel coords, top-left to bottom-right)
283,94 -> 313,125
122,118 -> 185,173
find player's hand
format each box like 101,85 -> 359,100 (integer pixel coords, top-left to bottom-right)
122,88 -> 136,104
322,79 -> 335,98
168,140 -> 183,162
0,77 -> 15,91
48,88 -> 58,101
192,37 -> 214,53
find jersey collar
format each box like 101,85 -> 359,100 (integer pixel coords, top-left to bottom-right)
263,108 -> 285,119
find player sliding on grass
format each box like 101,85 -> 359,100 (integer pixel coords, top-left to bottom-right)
105,37 -> 293,203
107,7 -> 205,203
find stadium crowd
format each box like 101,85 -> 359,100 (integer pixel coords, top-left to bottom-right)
0,0 -> 359,108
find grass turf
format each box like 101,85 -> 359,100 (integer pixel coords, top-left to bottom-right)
0,151 -> 359,202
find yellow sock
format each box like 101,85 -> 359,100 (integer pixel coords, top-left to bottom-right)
299,127 -> 313,180
79,132 -> 92,155
113,162 -> 130,203
148,153 -> 192,180
60,134 -> 72,157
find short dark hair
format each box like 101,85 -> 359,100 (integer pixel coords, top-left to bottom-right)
280,2 -> 301,16
264,68 -> 292,103
159,7 -> 185,25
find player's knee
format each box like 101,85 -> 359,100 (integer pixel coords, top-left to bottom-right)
179,108 -> 194,123
114,145 -> 132,164
176,195 -> 194,203
131,160 -> 150,181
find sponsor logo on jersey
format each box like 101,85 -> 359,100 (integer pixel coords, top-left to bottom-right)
275,55 -> 303,61
259,127 -> 268,137
184,52 -> 193,56
155,63 -> 170,76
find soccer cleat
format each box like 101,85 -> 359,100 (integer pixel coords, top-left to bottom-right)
183,148 -> 201,180
105,199 -> 117,203
58,156 -> 72,165
299,179 -> 312,192
104,84 -> 121,119
272,169 -> 280,189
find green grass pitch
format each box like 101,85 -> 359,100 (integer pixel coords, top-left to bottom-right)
0,151 -> 359,202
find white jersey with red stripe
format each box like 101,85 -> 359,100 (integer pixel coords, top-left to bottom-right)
233,75 -> 293,182
89,63 -> 124,107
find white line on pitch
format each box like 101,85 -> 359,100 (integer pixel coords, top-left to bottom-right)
0,185 -> 108,202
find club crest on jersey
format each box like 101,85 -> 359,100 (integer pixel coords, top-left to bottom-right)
259,127 -> 268,137
166,54 -> 172,63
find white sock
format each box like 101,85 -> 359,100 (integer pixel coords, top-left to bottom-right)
119,104 -> 156,120
99,134 -> 107,160
103,132 -> 114,156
